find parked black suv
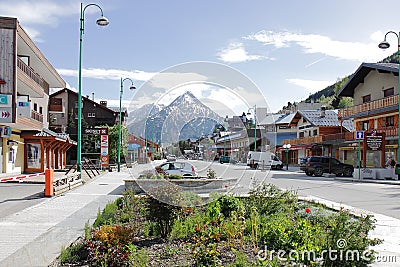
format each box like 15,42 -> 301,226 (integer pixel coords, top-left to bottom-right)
300,156 -> 354,177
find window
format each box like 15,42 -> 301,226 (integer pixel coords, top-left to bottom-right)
299,132 -> 304,138
386,116 -> 395,127
88,113 -> 96,118
361,121 -> 369,130
362,94 -> 371,103
39,106 -> 43,114
383,87 -> 394,97
313,129 -> 318,136
33,103 -> 37,111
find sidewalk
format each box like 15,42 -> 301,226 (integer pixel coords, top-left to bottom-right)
0,165 -> 146,267
0,164 -> 399,266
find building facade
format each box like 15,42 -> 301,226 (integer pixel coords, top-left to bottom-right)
0,16 -> 66,174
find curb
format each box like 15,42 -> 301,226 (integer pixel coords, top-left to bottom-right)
334,177 -> 400,185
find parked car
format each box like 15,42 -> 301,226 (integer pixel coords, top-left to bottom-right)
219,156 -> 237,164
166,154 -> 176,161
155,161 -> 197,177
300,156 -> 353,177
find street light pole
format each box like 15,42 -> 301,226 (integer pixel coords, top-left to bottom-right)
283,144 -> 291,170
378,31 -> 400,176
247,105 -> 257,152
118,78 -> 135,172
77,3 -> 109,175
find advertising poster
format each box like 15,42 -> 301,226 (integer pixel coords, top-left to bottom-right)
100,129 -> 109,167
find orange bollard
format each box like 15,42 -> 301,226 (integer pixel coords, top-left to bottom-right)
44,169 -> 54,197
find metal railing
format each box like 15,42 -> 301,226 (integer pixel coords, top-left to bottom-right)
17,57 -> 50,94
338,95 -> 398,118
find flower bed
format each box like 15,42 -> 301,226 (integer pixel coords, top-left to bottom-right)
56,184 -> 381,267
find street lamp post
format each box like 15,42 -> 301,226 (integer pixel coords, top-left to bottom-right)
247,105 -> 257,152
77,3 -> 109,175
118,78 -> 135,172
283,144 -> 291,170
378,31 -> 400,176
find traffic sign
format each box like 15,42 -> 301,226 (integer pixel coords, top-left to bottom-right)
355,131 -> 364,139
1,111 -> 11,118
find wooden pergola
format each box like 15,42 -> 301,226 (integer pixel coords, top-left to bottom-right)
24,129 -> 76,173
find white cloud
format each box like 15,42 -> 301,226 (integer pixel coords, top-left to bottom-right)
0,0 -> 77,25
218,42 -> 265,63
57,68 -> 156,81
0,0 -> 80,41
245,30 -> 387,62
286,78 -> 333,93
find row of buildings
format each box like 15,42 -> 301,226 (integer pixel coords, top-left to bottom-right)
216,63 -> 399,172
0,16 -> 143,176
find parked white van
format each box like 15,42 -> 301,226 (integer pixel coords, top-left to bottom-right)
247,151 -> 283,170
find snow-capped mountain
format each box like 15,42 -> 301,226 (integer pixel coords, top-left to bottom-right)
128,91 -> 223,143
127,103 -> 164,125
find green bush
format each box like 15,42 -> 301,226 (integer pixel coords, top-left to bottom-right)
60,242 -> 86,264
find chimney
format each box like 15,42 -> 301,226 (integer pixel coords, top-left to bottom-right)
320,105 -> 326,117
92,93 -> 95,101
100,101 -> 107,107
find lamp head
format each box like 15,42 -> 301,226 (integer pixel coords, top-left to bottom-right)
129,85 -> 136,90
96,16 -> 109,26
378,40 -> 390,49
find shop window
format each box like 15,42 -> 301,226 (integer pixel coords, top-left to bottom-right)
8,148 -> 15,163
385,116 -> 395,127
383,87 -> 394,97
362,94 -> 371,103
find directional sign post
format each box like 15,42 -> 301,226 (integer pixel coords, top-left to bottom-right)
355,131 -> 364,180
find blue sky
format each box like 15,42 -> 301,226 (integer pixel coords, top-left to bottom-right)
2,0 -> 400,114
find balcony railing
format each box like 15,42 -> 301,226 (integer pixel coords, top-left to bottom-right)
49,104 -> 63,112
338,95 -> 398,118
283,128 -> 398,146
17,57 -> 50,94
31,110 -> 43,122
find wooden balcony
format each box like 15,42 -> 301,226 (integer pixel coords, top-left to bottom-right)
338,95 -> 398,118
31,110 -> 44,122
49,104 -> 63,112
283,128 -> 398,146
17,57 -> 49,95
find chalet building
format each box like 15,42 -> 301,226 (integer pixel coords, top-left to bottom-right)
215,129 -> 263,163
0,16 -> 69,174
127,134 -> 159,163
337,62 -> 399,168
49,88 -> 128,164
282,108 -> 354,165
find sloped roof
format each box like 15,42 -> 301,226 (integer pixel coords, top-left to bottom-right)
276,113 -> 295,124
291,110 -> 354,132
258,114 -> 283,125
338,63 -> 399,97
50,88 -> 119,116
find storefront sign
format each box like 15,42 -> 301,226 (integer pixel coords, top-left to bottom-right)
0,126 -> 11,138
100,128 -> 109,167
84,128 -> 101,135
0,94 -> 11,107
365,131 -> 383,151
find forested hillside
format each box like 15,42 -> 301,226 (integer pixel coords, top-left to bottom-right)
285,52 -> 398,111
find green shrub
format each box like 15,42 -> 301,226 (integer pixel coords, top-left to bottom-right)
93,201 -> 119,228
60,242 -> 86,264
218,195 -> 243,218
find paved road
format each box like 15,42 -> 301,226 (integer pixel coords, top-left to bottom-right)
187,160 -> 400,220
0,183 -> 45,219
0,161 -> 399,266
